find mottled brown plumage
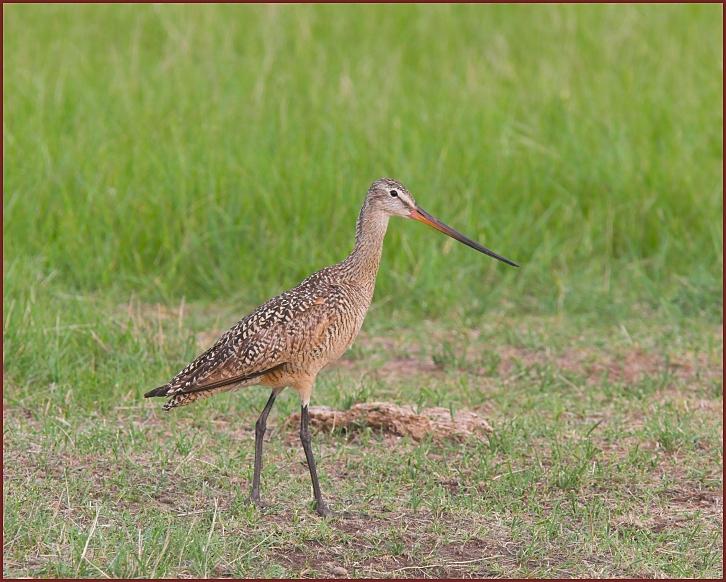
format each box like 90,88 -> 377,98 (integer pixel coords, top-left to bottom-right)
145,177 -> 517,516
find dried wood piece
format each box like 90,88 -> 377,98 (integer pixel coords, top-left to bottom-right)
287,401 -> 492,442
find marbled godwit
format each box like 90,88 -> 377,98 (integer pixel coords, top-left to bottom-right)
145,178 -> 518,516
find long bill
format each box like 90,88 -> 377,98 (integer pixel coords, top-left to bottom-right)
409,207 -> 519,267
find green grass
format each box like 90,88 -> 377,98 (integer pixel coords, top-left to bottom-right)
3,3 -> 723,317
3,4 -> 723,578
3,304 -> 722,577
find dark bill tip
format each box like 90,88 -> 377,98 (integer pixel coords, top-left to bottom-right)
409,207 -> 519,268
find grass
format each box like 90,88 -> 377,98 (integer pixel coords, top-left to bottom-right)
3,304 -> 722,577
3,4 -> 723,317
3,3 -> 723,579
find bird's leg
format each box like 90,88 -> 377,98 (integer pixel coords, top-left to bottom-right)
299,404 -> 332,517
250,390 -> 279,509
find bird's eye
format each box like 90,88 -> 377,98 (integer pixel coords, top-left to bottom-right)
390,189 -> 398,197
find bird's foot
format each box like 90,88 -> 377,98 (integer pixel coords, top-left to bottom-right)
248,494 -> 269,512
315,500 -> 333,518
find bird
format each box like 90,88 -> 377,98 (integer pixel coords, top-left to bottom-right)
145,178 -> 518,517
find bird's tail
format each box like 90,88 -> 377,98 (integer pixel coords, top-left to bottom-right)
144,363 -> 287,410
162,388 -> 218,411
144,384 -> 172,398
144,383 -> 218,411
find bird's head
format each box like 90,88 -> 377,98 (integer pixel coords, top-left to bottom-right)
366,177 -> 419,218
366,177 -> 519,267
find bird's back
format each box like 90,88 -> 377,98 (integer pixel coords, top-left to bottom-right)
146,261 -> 374,409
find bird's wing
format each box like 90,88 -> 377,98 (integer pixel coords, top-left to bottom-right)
172,362 -> 289,395
148,273 -> 341,397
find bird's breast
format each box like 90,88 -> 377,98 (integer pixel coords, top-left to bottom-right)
296,282 -> 372,370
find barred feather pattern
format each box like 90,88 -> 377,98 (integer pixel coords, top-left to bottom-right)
149,179 -> 408,411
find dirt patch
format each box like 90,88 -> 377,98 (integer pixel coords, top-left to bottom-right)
334,334 -> 722,388
286,402 -> 492,442
489,344 -> 722,386
612,486 -> 723,534
666,486 -> 723,518
356,523 -> 520,578
326,354 -> 445,381
270,540 -> 343,577
650,389 -> 724,415
377,358 -> 442,377
570,348 -> 720,384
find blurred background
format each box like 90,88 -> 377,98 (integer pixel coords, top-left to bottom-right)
4,4 -> 722,321
3,7 -> 723,577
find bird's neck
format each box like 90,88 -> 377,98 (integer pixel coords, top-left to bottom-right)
342,202 -> 390,282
